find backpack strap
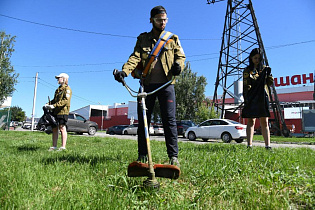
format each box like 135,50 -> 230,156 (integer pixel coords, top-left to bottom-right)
141,31 -> 173,78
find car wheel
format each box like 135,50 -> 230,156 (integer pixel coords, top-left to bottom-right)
235,138 -> 244,143
221,132 -> 232,143
124,130 -> 128,135
202,138 -> 209,142
109,131 -> 115,135
88,127 -> 96,136
188,131 -> 196,141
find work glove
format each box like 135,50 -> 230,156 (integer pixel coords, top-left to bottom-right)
114,71 -> 127,83
266,75 -> 274,87
265,66 -> 271,76
44,104 -> 55,110
171,62 -> 181,76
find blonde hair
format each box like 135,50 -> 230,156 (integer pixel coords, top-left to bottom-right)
63,77 -> 69,85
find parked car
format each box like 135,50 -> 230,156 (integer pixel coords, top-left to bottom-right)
122,123 -> 154,135
153,125 -> 164,135
22,122 -> 37,130
177,120 -> 195,137
44,112 -> 98,135
106,125 -> 129,135
184,119 -> 246,143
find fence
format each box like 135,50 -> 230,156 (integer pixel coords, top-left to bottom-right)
0,108 -> 12,130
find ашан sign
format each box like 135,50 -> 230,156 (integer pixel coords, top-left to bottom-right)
274,73 -> 314,87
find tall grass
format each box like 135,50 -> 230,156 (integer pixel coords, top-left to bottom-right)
0,130 -> 314,209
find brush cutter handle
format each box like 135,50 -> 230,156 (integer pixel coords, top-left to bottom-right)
113,69 -> 175,98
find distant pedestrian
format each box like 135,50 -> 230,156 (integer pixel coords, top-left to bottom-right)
242,48 -> 274,149
45,73 -> 72,151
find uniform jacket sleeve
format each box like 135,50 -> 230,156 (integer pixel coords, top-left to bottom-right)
171,34 -> 186,71
122,36 -> 142,76
50,85 -> 72,115
242,67 -> 251,104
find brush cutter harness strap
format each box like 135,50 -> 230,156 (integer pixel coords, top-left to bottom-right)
132,31 -> 173,79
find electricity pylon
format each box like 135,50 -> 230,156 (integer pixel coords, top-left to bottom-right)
207,0 -> 290,136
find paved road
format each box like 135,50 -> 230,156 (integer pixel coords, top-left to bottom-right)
13,127 -> 315,150
94,132 -> 315,150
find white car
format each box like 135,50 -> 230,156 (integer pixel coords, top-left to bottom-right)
122,123 -> 154,135
153,125 -> 164,135
185,119 -> 246,143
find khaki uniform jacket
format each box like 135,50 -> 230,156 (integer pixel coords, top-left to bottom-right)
50,84 -> 72,116
122,30 -> 186,85
243,65 -> 274,104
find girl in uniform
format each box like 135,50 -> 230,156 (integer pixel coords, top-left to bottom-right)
242,48 -> 274,149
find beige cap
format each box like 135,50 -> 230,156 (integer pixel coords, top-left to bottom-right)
55,73 -> 69,79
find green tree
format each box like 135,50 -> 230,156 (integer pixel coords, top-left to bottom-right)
175,62 -> 207,123
195,98 -> 220,124
10,106 -> 26,122
0,31 -> 19,105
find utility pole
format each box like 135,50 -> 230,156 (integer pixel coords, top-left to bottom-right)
31,72 -> 38,131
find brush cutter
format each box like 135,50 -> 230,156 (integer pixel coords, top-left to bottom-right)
113,69 -> 180,188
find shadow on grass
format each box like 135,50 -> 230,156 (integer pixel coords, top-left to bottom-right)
17,145 -> 40,152
41,154 -> 118,166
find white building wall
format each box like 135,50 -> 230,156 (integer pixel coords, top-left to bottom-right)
128,101 -> 138,120
72,105 -> 109,120
72,105 -> 91,119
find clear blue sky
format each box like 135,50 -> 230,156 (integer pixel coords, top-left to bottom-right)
1,0 -> 314,117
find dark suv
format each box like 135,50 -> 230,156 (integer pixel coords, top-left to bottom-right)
67,112 -> 98,135
44,112 -> 98,135
177,120 -> 195,137
106,125 -> 129,135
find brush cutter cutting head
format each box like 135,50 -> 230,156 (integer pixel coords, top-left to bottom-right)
127,161 -> 180,179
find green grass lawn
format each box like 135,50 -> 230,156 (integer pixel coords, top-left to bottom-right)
254,134 -> 315,144
0,130 -> 314,209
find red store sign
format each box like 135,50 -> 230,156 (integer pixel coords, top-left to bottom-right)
274,73 -> 314,87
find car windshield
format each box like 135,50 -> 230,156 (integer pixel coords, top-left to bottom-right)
226,119 -> 242,124
177,121 -> 195,126
76,115 -> 85,121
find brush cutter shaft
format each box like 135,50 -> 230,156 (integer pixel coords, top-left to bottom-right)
139,85 -> 156,180
114,69 -> 179,181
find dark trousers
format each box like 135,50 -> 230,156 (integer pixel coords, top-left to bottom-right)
137,84 -> 178,158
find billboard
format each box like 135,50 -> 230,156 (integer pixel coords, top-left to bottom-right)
284,107 -> 309,119
302,110 -> 315,132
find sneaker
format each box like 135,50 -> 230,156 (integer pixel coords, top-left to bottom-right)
136,155 -> 148,163
57,147 -> 66,151
48,147 -> 57,151
247,145 -> 253,149
265,146 -> 272,150
169,157 -> 180,167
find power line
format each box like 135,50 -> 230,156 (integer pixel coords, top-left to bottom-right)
13,38 -> 315,69
38,69 -> 113,74
14,62 -> 124,68
0,13 -> 219,40
37,78 -> 99,104
265,40 -> 315,49
0,14 -> 136,39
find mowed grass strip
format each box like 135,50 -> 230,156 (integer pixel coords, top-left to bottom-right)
0,130 -> 314,209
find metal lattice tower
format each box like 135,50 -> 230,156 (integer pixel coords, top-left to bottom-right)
208,0 -> 290,136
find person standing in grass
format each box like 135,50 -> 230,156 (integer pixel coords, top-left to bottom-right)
45,73 -> 72,151
114,6 -> 185,166
242,48 -> 274,149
